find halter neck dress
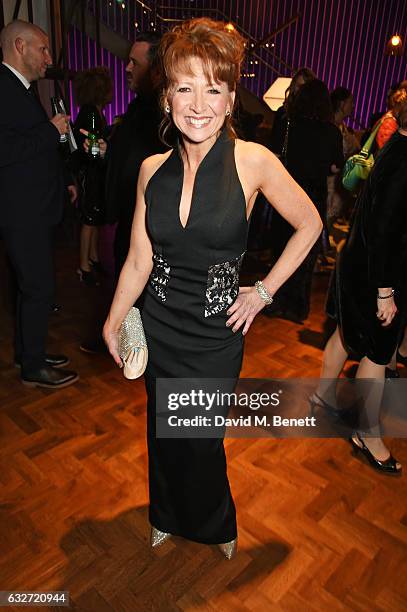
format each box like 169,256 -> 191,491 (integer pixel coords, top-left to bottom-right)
142,128 -> 248,544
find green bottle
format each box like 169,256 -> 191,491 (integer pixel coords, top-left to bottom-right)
88,110 -> 100,158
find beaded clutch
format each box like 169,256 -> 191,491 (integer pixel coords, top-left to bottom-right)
118,306 -> 148,379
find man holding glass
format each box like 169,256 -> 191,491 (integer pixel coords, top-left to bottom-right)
0,20 -> 78,388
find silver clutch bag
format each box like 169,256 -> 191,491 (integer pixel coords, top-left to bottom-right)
118,306 -> 148,379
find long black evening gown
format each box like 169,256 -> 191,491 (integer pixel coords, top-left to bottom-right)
142,129 -> 248,544
269,117 -> 343,321
72,104 -> 108,226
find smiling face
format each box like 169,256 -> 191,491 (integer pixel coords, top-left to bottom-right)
166,56 -> 235,144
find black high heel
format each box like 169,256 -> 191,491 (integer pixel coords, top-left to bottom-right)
310,393 -> 359,429
349,433 -> 402,474
309,393 -> 342,419
89,258 -> 107,276
77,268 -> 99,287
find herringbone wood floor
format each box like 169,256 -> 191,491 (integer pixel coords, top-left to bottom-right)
0,238 -> 406,612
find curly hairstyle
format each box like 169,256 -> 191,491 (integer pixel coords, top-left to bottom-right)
158,18 -> 246,144
390,87 -> 407,114
74,66 -> 113,108
289,78 -> 333,122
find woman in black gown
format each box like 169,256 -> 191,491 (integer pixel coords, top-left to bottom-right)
314,104 -> 407,474
72,67 -> 112,286
268,79 -> 343,322
103,18 -> 322,558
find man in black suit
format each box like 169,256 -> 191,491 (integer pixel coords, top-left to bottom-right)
0,20 -> 78,388
105,32 -> 167,277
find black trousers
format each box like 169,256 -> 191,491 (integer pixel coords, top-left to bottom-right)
1,225 -> 54,372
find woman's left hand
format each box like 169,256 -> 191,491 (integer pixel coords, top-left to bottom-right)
376,295 -> 398,327
79,128 -> 107,157
226,286 -> 266,335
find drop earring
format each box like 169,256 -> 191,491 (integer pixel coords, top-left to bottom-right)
165,105 -> 170,113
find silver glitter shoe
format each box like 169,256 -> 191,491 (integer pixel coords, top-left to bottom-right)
150,526 -> 172,548
218,537 -> 238,560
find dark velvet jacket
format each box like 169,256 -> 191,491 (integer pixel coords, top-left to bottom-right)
343,131 -> 407,290
329,131 -> 407,363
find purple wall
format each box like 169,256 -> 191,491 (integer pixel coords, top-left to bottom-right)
232,0 -> 407,128
67,26 -> 133,125
68,0 -> 407,128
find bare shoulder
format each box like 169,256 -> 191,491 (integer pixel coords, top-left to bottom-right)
234,139 -> 279,168
139,150 -> 173,191
234,139 -> 283,193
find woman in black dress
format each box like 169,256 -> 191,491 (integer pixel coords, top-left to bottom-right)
314,105 -> 407,474
103,18 -> 322,558
268,79 -> 343,322
269,66 -> 316,155
72,67 -> 112,286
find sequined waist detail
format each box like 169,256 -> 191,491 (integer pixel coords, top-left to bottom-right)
148,250 -> 245,317
205,252 -> 245,317
150,252 -> 171,303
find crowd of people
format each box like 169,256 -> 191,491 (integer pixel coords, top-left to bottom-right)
1,16 -> 406,559
266,69 -> 407,474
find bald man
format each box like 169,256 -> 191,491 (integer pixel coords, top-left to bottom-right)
0,20 -> 78,388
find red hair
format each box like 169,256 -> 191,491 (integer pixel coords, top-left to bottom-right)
391,87 -> 407,114
160,18 -> 245,93
158,18 -> 245,144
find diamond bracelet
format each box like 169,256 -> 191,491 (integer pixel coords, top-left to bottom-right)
254,280 -> 274,305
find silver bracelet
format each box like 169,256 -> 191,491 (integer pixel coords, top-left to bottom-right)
255,280 -> 274,305
377,289 -> 395,299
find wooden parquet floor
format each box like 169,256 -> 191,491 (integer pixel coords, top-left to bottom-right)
0,238 -> 406,612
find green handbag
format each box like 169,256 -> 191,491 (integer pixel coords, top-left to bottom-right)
342,119 -> 383,192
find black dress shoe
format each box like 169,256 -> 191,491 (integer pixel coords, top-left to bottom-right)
15,354 -> 69,368
21,366 -> 79,389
